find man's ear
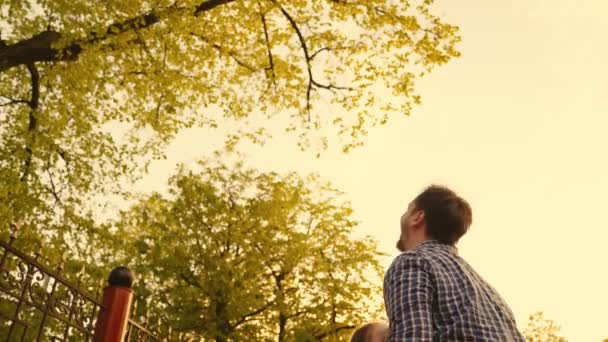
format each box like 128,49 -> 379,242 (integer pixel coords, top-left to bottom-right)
412,210 -> 425,227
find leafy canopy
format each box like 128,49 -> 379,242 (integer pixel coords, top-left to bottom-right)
115,156 -> 385,340
0,0 -> 459,236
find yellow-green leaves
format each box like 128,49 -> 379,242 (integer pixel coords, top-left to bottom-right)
115,157 -> 384,340
524,312 -> 568,342
0,0 -> 459,277
1,0 -> 460,160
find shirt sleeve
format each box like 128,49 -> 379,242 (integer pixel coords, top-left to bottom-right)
384,253 -> 434,342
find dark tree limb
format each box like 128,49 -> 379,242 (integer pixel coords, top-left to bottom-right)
26,64 -> 40,112
20,63 -> 40,182
191,33 -> 256,72
231,299 -> 275,328
273,2 -> 313,121
0,0 -> 236,72
274,1 -> 354,122
259,9 -> 276,84
310,43 -> 362,60
0,97 -> 29,107
194,0 -> 235,15
0,31 -> 79,72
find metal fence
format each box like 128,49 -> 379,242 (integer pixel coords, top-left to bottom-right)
0,233 -> 161,341
126,319 -> 159,342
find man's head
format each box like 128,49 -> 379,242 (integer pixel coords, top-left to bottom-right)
350,322 -> 388,342
397,185 -> 472,251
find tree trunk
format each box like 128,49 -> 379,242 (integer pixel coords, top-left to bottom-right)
278,312 -> 287,342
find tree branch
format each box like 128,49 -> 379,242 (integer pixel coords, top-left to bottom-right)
0,0 -> 237,73
310,43 -> 363,60
253,243 -> 279,279
0,98 -> 29,107
314,324 -> 356,340
0,31 -> 77,72
274,2 -> 313,121
232,299 -> 275,328
274,2 -> 354,121
309,47 -> 330,60
191,33 -> 256,72
311,79 -> 354,92
20,63 -> 40,182
27,64 -> 40,111
194,0 -> 236,15
287,309 -> 309,319
46,163 -> 61,204
259,9 -> 276,84
179,272 -> 208,294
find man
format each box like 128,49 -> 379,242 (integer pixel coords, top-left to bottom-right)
384,185 -> 525,341
351,322 -> 389,342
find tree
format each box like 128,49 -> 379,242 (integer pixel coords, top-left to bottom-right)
114,156 -> 384,341
0,0 -> 460,241
524,312 -> 568,342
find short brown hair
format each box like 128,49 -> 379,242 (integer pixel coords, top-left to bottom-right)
350,323 -> 376,342
413,185 -> 472,245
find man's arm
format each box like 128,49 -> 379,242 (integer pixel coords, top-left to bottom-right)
384,254 -> 434,341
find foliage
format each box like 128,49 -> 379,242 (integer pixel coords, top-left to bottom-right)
113,156 -> 384,341
1,1 -> 458,338
0,0 -> 460,242
524,312 -> 568,342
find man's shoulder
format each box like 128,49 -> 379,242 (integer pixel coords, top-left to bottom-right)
387,249 -> 431,275
387,241 -> 461,277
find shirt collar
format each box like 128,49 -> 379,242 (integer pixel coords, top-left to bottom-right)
416,239 -> 458,253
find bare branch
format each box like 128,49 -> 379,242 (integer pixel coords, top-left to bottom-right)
274,1 -> 354,122
310,43 -> 363,60
273,2 -> 313,121
0,98 -> 29,107
309,47 -> 330,60
191,33 -> 256,72
259,9 -> 276,84
311,79 -> 354,92
275,3 -> 311,66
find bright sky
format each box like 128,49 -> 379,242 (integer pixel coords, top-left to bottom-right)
131,1 -> 608,340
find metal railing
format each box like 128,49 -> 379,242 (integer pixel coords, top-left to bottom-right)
0,233 -> 162,341
126,319 -> 160,341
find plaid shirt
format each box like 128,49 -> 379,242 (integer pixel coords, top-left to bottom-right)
384,240 -> 525,341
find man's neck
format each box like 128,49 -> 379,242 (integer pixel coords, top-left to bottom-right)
405,237 -> 432,251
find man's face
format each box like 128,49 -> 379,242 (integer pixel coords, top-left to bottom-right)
397,202 -> 419,252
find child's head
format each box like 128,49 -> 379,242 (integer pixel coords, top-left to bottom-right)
350,321 -> 388,342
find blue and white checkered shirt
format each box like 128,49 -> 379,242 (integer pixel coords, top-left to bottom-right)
384,240 -> 525,341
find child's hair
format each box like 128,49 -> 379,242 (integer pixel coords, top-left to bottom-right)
350,322 -> 381,342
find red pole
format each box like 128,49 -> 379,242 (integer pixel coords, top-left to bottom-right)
94,266 -> 135,342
